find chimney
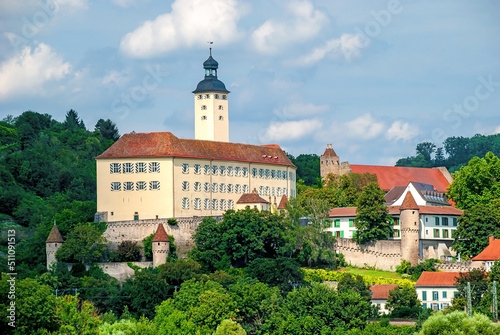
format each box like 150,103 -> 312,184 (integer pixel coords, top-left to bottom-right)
490,236 -> 495,245
327,144 -> 333,149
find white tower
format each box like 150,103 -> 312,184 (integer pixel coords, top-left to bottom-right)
46,223 -> 64,270
152,223 -> 170,267
193,49 -> 230,142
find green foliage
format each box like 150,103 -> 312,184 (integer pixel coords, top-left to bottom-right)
56,222 -> 107,264
489,260 -> 500,283
54,295 -> 101,335
386,285 -> 421,317
94,118 -> 120,141
214,319 -> 247,335
337,273 -> 371,301
418,311 -> 500,335
396,259 -> 439,281
142,233 -> 154,260
158,258 -> 203,286
287,153 -> 321,186
247,257 -> 304,290
112,241 -> 141,262
353,182 -> 392,244
301,268 -> 415,288
99,317 -> 157,335
455,269 -> 490,308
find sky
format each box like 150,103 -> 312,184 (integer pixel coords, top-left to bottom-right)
0,0 -> 499,166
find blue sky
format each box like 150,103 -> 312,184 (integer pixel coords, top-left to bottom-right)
1,0 -> 499,165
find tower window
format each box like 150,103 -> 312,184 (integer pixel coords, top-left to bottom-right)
218,105 -> 223,110
214,94 -> 220,99
205,94 -> 210,99
219,116 -> 224,120
201,105 -> 207,110
197,95 -> 202,99
201,116 -> 207,120
222,95 -> 227,100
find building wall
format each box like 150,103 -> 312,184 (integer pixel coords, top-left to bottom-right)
417,287 -> 457,310
400,208 -> 420,266
326,216 -> 401,240
372,299 -> 391,315
335,238 -> 402,271
420,214 -> 458,240
194,92 -> 229,142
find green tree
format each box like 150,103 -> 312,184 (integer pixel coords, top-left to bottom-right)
416,142 -> 436,161
214,319 -> 247,335
354,182 -> 392,244
112,241 -> 141,262
247,257 -> 303,290
158,258 -> 203,286
386,285 -> 421,317
64,109 -> 86,130
99,317 -> 157,335
418,311 -> 499,335
56,222 -> 107,264
455,269 -> 490,308
54,295 -> 102,334
95,118 -> 120,141
337,273 -> 371,301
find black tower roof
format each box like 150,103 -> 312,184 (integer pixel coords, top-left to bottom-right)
193,50 -> 229,94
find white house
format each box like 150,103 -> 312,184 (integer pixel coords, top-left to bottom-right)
415,271 -> 459,310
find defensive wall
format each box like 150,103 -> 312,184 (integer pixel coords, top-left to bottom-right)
335,238 -> 402,271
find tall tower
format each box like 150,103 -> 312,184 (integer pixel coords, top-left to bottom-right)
320,144 -> 340,179
46,223 -> 64,270
152,223 -> 170,267
193,49 -> 230,142
399,192 -> 420,266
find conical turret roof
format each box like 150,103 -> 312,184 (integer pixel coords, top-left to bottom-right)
152,223 -> 170,242
400,192 -> 419,210
46,224 -> 64,243
322,144 -> 337,157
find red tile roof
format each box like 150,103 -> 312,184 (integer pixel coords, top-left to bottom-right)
415,271 -> 460,287
277,195 -> 288,209
237,193 -> 269,204
472,238 -> 500,261
370,284 -> 398,300
350,165 -> 450,193
46,224 -> 64,243
400,192 -> 419,210
322,144 -> 337,157
96,132 -> 295,167
152,223 -> 170,242
329,206 -> 463,217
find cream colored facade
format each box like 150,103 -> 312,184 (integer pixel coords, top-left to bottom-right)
417,287 -> 457,310
97,157 -> 296,222
194,93 -> 229,142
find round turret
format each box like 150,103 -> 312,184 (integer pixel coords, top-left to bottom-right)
399,192 -> 420,266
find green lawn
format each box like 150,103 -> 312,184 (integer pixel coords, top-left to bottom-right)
342,267 -> 402,279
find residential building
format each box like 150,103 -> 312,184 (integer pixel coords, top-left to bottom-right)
415,271 -> 459,310
370,284 -> 398,315
472,236 -> 500,271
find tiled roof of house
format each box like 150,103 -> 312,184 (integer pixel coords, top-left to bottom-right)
277,195 -> 288,209
95,132 -> 295,167
400,192 -> 419,210
152,223 -> 170,242
328,206 -> 463,217
415,271 -> 460,287
370,284 -> 398,300
237,193 -> 269,204
322,144 -> 337,157
46,224 -> 64,243
472,238 -> 500,261
385,186 -> 406,205
350,165 -> 450,193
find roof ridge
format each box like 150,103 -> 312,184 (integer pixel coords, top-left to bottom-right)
152,223 -> 170,242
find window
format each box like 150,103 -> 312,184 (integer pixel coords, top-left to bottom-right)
251,168 -> 257,177
442,217 -> 449,226
334,219 -> 340,228
111,182 -> 121,191
218,105 -> 223,110
272,187 -> 275,196
205,94 -> 210,99
182,181 -> 189,191
194,164 -> 201,174
283,188 -> 287,196
235,184 -> 241,193
259,186 -> 264,195
283,171 -> 288,180
228,199 -> 234,209
443,229 -> 449,238
277,170 -> 282,179
124,182 -> 134,191
212,183 -> 218,192
265,169 -> 270,179
453,218 -> 457,226
227,184 -> 233,193
432,291 -> 439,301
204,182 -> 210,192
212,165 -> 218,175
243,185 -> 249,193
204,165 -> 210,175
442,291 -> 447,299
201,105 -> 207,110
218,116 -> 224,120
123,163 -> 134,173
110,163 -> 121,174
220,199 -> 226,210
197,94 -> 202,99
290,172 -> 295,181
265,186 -> 270,195
335,231 -> 344,238
277,187 -> 282,196
136,162 -> 146,173
423,303 -> 427,309
435,217 -> 440,226
393,229 -> 400,238
150,181 -> 160,190
182,163 -> 189,174
201,116 -> 207,120
422,291 -> 427,301
212,199 -> 218,210
214,94 -> 220,99
233,166 -> 240,177
204,198 -> 210,210
242,167 -> 248,177
136,181 -> 146,190
259,169 -> 264,178
182,197 -> 190,209
349,219 -> 354,227
220,183 -> 226,193
227,166 -> 233,176
149,162 -> 160,173
219,166 -> 225,176
194,198 -> 201,210
433,229 -> 440,238
222,94 -> 227,99
194,182 -> 201,192
393,218 -> 399,226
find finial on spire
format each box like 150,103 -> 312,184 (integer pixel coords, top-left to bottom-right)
207,41 -> 213,56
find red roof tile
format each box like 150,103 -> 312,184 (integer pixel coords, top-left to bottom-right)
328,207 -> 357,217
350,165 -> 450,193
322,144 -> 337,157
472,238 -> 500,261
237,193 -> 269,204
46,224 -> 64,243
152,224 -> 170,242
415,272 -> 460,287
400,192 -> 419,210
329,206 -> 463,217
277,195 -> 289,209
370,284 -> 398,300
95,132 -> 295,167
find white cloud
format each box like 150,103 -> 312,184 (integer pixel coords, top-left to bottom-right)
260,119 -> 322,142
294,33 -> 365,66
386,120 -> 420,141
251,0 -> 328,54
494,126 -> 500,134
120,0 -> 241,58
345,113 -> 385,140
0,43 -> 71,99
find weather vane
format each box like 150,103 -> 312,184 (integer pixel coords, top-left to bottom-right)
207,41 -> 213,55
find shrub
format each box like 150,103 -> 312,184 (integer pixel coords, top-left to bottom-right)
114,241 -> 141,262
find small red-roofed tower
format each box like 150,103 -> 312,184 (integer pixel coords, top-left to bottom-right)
152,223 -> 170,267
46,223 -> 64,270
400,192 -> 420,266
320,144 -> 340,179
